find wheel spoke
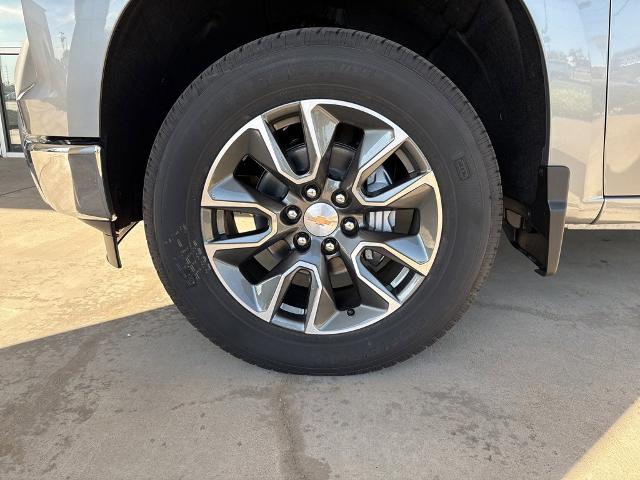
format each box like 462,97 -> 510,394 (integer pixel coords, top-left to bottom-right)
304,259 -> 337,333
203,231 -> 275,265
255,254 -> 338,332
202,175 -> 284,214
201,99 -> 442,335
244,116 -> 308,185
202,175 -> 283,264
346,245 -> 402,311
299,100 -> 339,183
357,231 -> 432,275
359,170 -> 437,208
258,256 -> 313,322
345,126 -> 408,190
211,250 -> 299,319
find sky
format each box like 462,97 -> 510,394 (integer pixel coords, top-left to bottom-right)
0,2 -> 26,47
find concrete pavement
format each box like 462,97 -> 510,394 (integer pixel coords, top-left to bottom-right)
1,157 -> 639,479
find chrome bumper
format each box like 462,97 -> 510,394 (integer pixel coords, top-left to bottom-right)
24,141 -> 131,268
24,142 -> 115,221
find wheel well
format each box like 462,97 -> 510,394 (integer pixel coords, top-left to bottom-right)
101,0 -> 547,228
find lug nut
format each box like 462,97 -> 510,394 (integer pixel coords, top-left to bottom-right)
283,206 -> 301,224
343,220 -> 356,231
341,217 -> 358,235
322,238 -> 339,255
294,232 -> 311,250
303,184 -> 320,201
332,190 -> 349,207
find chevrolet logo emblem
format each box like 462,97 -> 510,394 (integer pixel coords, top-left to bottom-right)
304,204 -> 339,236
308,215 -> 334,226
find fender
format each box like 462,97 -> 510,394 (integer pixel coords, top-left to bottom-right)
16,0 -> 611,270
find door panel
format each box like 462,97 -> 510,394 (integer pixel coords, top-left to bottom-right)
0,53 -> 22,155
524,0 -> 609,223
604,0 -> 640,196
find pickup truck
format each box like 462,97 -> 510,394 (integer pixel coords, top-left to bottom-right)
16,0 -> 640,373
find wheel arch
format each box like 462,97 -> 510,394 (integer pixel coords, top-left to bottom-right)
100,0 -> 550,230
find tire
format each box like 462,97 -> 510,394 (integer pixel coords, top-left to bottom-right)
143,28 -> 502,374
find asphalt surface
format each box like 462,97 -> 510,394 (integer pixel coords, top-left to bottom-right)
1,157 -> 639,479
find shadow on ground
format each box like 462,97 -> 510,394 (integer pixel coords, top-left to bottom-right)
1,226 -> 639,479
0,158 -> 49,210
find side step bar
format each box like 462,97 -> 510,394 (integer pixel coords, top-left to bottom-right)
503,166 -> 570,276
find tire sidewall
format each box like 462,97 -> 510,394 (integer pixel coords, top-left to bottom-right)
147,33 -> 498,373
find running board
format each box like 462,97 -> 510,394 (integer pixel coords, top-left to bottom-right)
502,166 -> 570,276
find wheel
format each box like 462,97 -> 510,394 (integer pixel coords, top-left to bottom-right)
144,28 -> 502,374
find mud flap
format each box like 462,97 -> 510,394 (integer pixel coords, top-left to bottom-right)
503,166 -> 570,276
82,219 -> 138,268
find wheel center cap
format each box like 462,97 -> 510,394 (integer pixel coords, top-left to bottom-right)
304,203 -> 339,237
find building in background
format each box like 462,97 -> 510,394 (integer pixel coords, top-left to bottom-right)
1,1 -> 27,158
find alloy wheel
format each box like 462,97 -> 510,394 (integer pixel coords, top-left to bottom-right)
201,100 -> 442,334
